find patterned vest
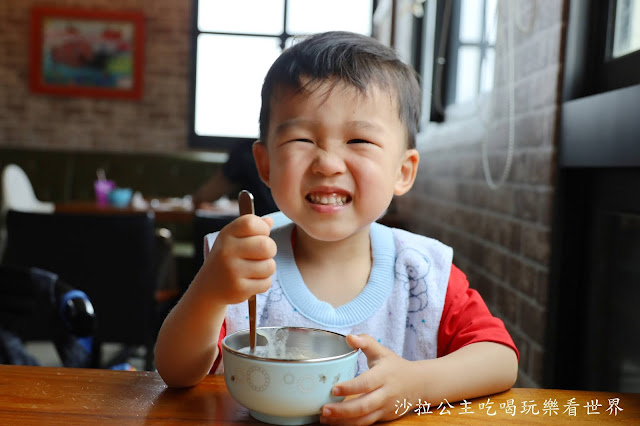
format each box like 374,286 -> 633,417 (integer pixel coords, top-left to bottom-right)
208,218 -> 453,374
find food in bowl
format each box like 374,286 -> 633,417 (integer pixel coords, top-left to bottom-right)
222,327 -> 359,425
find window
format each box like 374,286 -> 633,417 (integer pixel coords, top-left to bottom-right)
560,0 -> 640,167
422,0 -> 498,122
600,0 -> 640,92
564,0 -> 640,100
189,0 -> 374,149
611,0 -> 640,59
446,0 -> 497,105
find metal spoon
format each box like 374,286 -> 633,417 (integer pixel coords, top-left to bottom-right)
238,190 -> 268,352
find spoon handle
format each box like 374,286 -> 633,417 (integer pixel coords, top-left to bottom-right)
238,190 -> 257,349
248,295 -> 257,349
238,190 -> 255,216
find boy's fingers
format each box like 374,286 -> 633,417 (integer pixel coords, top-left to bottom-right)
239,276 -> 272,295
322,389 -> 386,423
238,235 -> 277,260
228,214 -> 272,237
262,215 -> 274,228
331,368 -> 380,397
346,334 -> 390,363
238,258 -> 276,280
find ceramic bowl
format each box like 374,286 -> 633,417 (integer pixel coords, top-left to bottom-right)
222,327 -> 359,425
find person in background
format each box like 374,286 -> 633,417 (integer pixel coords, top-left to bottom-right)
191,139 -> 278,217
156,31 -> 518,424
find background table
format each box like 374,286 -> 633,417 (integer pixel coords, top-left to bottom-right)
0,365 -> 638,424
55,199 -> 239,224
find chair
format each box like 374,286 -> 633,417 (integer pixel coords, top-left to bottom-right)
0,265 -> 96,367
3,210 -> 159,370
0,164 -> 54,215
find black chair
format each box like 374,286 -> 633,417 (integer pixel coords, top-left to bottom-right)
3,210 -> 158,370
191,210 -> 236,280
0,265 -> 96,367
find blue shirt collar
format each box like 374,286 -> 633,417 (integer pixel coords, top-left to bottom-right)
272,222 -> 396,327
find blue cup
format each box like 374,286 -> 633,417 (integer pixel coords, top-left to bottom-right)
108,188 -> 133,208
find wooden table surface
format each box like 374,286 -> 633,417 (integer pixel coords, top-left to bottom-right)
0,365 -> 637,424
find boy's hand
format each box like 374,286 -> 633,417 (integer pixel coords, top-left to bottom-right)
197,214 -> 276,305
320,334 -> 417,425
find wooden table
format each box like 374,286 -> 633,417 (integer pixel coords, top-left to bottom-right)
0,365 -> 638,424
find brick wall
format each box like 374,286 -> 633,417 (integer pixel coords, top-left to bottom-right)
393,0 -> 567,387
0,0 -> 191,152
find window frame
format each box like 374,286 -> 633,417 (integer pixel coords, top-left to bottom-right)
420,0 -> 497,125
560,0 -> 640,168
188,0 -> 376,150
563,0 -> 640,101
188,0 -> 289,150
421,0 -> 448,124
597,0 -> 640,93
445,0 -> 496,107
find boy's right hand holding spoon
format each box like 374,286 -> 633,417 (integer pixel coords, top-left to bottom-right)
197,191 -> 277,307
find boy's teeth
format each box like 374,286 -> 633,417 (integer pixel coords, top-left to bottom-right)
308,193 -> 348,205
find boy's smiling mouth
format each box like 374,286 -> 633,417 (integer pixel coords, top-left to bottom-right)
306,192 -> 351,206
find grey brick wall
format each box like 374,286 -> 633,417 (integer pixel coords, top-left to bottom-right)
392,0 -> 567,387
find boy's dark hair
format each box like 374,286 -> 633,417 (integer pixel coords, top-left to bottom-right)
259,31 -> 421,149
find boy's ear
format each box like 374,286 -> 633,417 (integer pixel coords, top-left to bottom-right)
394,149 -> 420,196
252,140 -> 271,187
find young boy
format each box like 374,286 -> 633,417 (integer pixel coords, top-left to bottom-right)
155,31 -> 518,424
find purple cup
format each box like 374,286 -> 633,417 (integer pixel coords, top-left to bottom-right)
94,179 -> 116,206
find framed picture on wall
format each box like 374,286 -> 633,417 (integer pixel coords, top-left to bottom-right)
29,7 -> 145,100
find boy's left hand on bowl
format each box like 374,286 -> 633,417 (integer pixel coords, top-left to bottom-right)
320,334 -> 416,424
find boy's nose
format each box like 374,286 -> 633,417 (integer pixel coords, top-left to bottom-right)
310,148 -> 346,176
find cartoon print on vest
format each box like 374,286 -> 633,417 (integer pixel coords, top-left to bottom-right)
395,248 -> 431,332
258,280 -> 284,323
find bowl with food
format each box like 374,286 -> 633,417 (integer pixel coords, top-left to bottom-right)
221,326 -> 359,425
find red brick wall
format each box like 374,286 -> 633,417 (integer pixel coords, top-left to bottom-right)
0,0 -> 191,152
393,0 -> 567,387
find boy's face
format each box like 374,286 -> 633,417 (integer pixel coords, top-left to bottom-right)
254,80 -> 419,242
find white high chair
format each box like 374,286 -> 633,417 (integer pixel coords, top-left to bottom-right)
1,164 -> 55,215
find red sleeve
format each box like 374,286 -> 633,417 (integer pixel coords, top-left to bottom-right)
437,264 -> 519,360
209,319 -> 226,374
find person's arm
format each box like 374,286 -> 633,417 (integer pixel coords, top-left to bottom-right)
320,336 -> 517,424
320,265 -> 518,424
154,272 -> 228,387
154,214 -> 276,388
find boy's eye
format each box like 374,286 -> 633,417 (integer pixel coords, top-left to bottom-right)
292,138 -> 313,143
347,139 -> 372,144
